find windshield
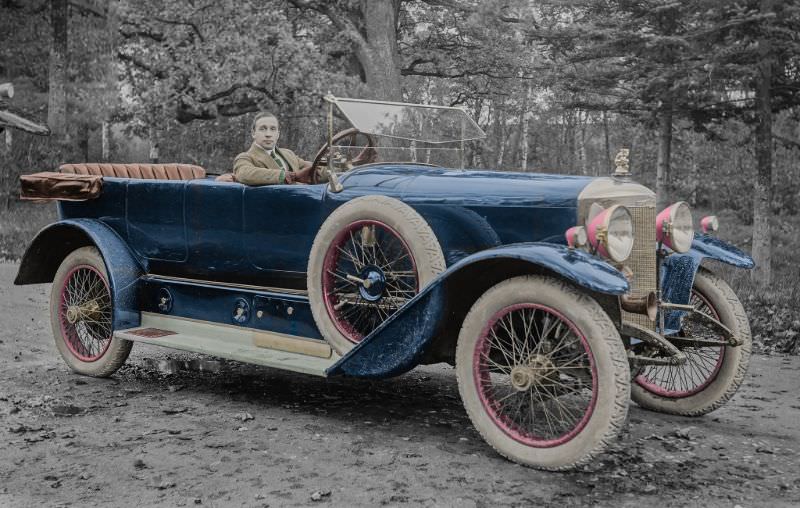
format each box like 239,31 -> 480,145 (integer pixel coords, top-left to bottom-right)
330,97 -> 485,144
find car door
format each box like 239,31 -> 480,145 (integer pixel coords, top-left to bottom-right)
180,179 -> 247,282
242,183 -> 327,288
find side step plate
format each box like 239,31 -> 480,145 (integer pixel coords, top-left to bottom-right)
115,312 -> 339,377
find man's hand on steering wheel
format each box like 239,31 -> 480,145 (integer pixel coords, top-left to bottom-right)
308,128 -> 377,184
286,161 -> 314,184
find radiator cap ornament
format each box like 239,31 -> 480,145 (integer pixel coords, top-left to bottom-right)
613,148 -> 630,177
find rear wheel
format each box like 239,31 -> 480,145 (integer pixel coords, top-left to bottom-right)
631,269 -> 751,416
49,246 -> 132,377
456,276 -> 630,470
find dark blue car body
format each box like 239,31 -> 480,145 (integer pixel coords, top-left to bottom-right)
15,164 -> 753,378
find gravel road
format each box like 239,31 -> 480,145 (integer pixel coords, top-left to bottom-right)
1,261 -> 798,507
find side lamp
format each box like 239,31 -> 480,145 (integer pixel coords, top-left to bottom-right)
700,215 -> 719,234
565,226 -> 588,249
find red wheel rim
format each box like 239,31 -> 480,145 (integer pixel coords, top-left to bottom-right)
635,289 -> 725,398
474,304 -> 598,448
321,220 -> 419,343
58,265 -> 113,362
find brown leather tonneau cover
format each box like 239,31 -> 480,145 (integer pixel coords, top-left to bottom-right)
60,163 -> 205,180
20,171 -> 103,201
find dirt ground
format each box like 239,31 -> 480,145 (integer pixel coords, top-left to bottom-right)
1,261 -> 798,508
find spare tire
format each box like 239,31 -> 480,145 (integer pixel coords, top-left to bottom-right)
308,195 -> 446,354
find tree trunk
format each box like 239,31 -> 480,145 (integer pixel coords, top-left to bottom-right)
564,111 -> 576,171
148,125 -> 159,163
602,110 -> 611,176
578,111 -> 588,175
3,129 -> 10,152
359,0 -> 402,101
751,0 -> 775,287
496,107 -> 506,167
78,123 -> 89,160
101,121 -> 110,160
688,137 -> 699,207
101,0 -> 119,161
506,117 -> 522,169
521,84 -> 532,172
47,0 -> 68,138
656,106 -> 672,211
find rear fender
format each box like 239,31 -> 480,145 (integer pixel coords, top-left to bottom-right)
326,243 -> 629,378
661,234 -> 754,331
14,219 -> 145,329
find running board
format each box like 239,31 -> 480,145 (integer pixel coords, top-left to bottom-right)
114,312 -> 338,377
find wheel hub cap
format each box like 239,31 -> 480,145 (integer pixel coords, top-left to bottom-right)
358,266 -> 386,302
66,299 -> 101,323
509,354 -> 557,391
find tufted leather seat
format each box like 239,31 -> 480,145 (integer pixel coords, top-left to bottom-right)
59,163 -> 206,180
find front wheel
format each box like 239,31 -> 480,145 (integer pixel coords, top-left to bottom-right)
49,246 -> 132,377
631,269 -> 751,416
456,275 -> 630,470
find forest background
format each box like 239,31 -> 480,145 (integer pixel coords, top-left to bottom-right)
1,0 -> 798,353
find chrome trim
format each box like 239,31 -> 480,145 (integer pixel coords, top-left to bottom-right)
577,178 -> 655,220
142,274 -> 309,297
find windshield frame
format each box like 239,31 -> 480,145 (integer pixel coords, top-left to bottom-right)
324,95 -> 486,145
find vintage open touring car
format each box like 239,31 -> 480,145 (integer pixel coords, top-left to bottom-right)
15,96 -> 754,470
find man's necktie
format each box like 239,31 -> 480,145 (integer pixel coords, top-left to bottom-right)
270,150 -> 287,172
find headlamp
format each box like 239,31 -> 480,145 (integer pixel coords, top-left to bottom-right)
656,202 -> 693,253
586,204 -> 634,262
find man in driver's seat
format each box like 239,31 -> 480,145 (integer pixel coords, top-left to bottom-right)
233,112 -> 318,185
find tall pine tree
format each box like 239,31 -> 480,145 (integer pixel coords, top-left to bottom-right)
693,0 -> 800,286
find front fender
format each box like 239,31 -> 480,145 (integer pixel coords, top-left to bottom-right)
661,234 -> 754,331
15,219 -> 145,330
326,243 -> 629,378
690,234 -> 755,268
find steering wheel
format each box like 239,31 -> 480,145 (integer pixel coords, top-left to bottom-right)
309,128 -> 377,184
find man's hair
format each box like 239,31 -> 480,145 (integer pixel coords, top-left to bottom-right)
251,111 -> 279,132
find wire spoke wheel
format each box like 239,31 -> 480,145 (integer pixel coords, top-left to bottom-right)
475,303 -> 598,447
308,196 -> 445,355
49,247 -> 132,377
322,220 -> 419,343
635,289 -> 724,398
630,269 -> 751,416
456,276 -> 629,470
58,264 -> 113,362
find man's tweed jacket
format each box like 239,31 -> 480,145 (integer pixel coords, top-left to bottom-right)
233,143 -> 307,185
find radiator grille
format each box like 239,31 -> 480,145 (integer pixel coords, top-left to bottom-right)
622,205 -> 657,329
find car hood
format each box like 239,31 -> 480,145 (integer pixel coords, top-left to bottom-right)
338,164 -> 596,207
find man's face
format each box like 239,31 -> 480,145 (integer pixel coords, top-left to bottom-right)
252,116 -> 279,149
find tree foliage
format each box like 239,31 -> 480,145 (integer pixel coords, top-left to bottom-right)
2,0 -> 800,279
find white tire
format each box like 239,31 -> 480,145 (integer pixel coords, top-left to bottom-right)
308,195 -> 445,354
456,275 -> 630,470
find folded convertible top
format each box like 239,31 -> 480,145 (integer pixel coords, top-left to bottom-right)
20,171 -> 103,201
